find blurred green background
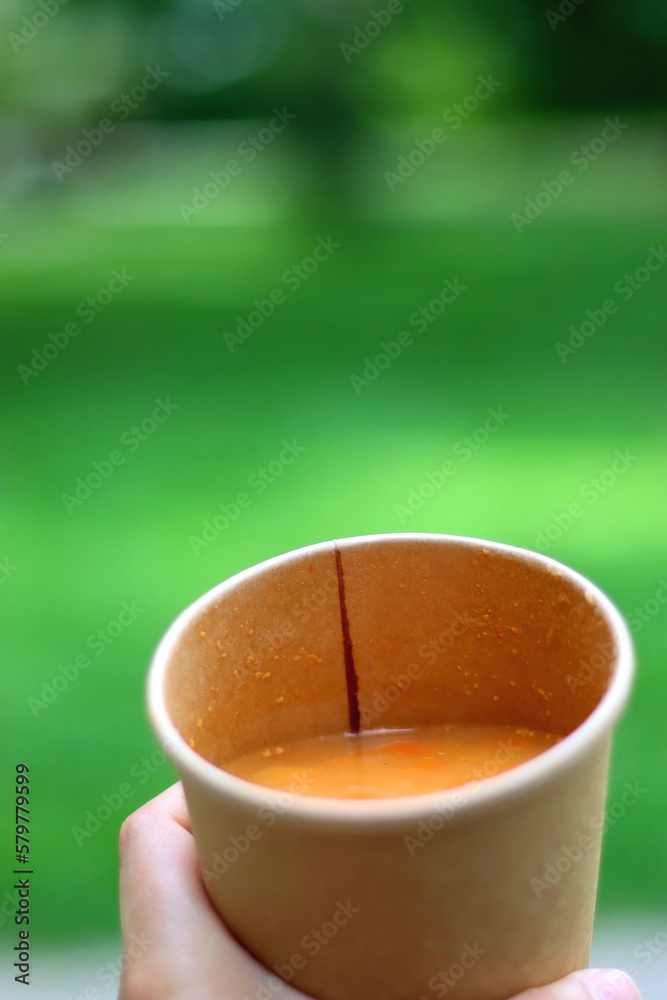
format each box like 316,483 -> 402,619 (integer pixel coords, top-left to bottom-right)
1,0 -> 666,952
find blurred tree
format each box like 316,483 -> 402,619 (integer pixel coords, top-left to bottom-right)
1,0 -> 664,207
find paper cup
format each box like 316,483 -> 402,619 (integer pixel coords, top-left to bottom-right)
147,533 -> 633,1000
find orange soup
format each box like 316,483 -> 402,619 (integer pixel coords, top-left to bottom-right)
223,724 -> 562,799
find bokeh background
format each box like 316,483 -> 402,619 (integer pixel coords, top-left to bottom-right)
2,0 -> 666,995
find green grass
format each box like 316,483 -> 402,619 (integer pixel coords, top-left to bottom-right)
2,212 -> 666,943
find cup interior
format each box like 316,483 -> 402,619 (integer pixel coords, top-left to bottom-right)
160,535 -> 624,771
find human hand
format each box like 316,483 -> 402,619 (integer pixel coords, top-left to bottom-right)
118,783 -> 641,1000
118,782 -> 309,1000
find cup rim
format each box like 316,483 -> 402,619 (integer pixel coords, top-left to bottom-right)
147,533 -> 634,824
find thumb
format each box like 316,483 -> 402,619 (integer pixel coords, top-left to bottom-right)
511,967 -> 641,999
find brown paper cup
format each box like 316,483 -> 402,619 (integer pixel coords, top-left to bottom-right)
147,533 -> 633,1000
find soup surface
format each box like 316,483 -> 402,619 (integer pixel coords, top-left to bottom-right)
223,723 -> 562,799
